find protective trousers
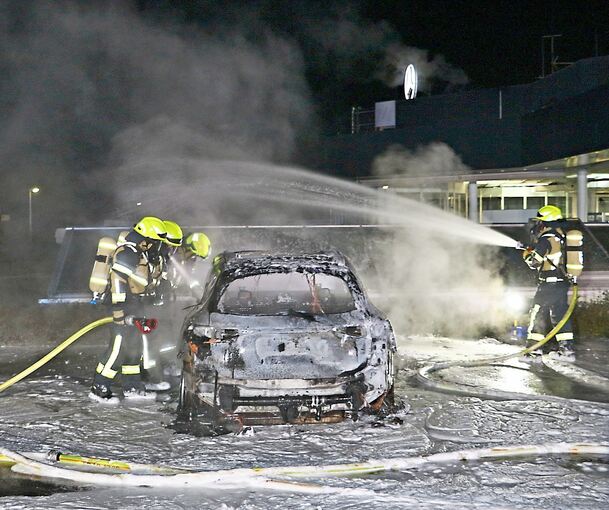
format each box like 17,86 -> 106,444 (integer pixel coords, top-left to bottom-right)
527,281 -> 574,351
94,323 -> 143,391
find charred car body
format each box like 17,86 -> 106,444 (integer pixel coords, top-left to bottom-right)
177,250 -> 396,430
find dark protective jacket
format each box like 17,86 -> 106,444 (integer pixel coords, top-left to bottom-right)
524,225 -> 574,344
524,227 -> 566,282
109,231 -> 154,322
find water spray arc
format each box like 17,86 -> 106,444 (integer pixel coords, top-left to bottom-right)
113,159 -> 518,248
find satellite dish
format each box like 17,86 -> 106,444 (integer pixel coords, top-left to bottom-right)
404,64 -> 418,100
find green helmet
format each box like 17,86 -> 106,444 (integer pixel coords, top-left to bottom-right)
537,205 -> 563,222
163,220 -> 183,247
133,216 -> 167,241
185,232 -> 211,259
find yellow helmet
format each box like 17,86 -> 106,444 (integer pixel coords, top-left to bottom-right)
537,205 -> 563,222
163,220 -> 183,247
185,232 -> 211,259
133,216 -> 167,241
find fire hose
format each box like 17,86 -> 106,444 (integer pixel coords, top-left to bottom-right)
0,317 -> 113,393
417,237 -> 581,396
0,316 -> 159,394
1,442 -> 608,492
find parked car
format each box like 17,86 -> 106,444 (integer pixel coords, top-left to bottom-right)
176,250 -> 396,431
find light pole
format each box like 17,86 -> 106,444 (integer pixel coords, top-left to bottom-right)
29,186 -> 40,237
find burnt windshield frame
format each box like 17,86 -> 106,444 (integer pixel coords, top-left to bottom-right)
210,266 -> 363,316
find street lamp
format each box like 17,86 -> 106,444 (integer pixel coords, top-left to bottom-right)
29,186 -> 40,237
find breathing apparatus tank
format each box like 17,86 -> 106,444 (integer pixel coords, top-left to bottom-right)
525,218 -> 584,281
89,237 -> 118,300
565,228 -> 584,280
117,230 -> 129,246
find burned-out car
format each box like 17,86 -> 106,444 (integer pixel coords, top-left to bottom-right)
177,250 -> 396,430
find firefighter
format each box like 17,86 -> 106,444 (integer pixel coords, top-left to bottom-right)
523,205 -> 575,359
138,219 -> 185,390
148,219 -> 184,306
169,232 -> 212,296
89,216 -> 167,402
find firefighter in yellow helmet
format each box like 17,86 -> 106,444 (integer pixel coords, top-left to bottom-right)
134,219 -> 185,391
169,232 -> 212,296
90,216 -> 167,402
146,220 -> 184,306
522,205 -> 575,360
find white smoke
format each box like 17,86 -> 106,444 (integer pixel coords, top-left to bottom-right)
0,1 -> 312,226
0,1 -> 512,339
382,44 -> 469,92
367,230 -> 508,337
372,142 -> 469,177
370,141 -> 509,336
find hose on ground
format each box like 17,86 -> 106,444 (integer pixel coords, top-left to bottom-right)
1,442 -> 608,489
0,316 -> 113,393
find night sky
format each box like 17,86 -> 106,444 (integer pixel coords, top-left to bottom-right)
1,0 -> 608,230
136,0 -> 609,127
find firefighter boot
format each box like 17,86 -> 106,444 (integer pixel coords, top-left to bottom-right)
123,376 -> 157,400
89,382 -> 119,404
557,340 -> 576,361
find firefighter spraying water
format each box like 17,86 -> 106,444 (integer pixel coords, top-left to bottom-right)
518,205 -> 584,361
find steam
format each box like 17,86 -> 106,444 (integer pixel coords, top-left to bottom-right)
382,44 -> 469,92
1,1 -> 513,338
0,0 -> 312,225
372,142 -> 469,177
368,231 -> 509,337
370,142 -> 510,336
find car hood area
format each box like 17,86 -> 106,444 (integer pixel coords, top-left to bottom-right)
194,309 -> 387,380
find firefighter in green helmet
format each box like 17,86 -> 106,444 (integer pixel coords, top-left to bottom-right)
522,205 -> 576,360
169,232 -> 212,296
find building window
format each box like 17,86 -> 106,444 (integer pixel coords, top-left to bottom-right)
526,196 -> 545,210
504,197 -> 524,210
482,197 -> 501,210
549,196 -> 566,212
599,197 -> 609,213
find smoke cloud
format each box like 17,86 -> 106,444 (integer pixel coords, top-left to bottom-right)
369,142 -> 508,336
0,0 -> 312,227
372,142 -> 470,178
0,1 -> 510,339
382,44 -> 469,92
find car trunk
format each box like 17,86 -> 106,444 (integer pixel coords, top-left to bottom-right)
207,312 -> 370,380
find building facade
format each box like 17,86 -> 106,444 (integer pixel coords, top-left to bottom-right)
319,56 -> 609,224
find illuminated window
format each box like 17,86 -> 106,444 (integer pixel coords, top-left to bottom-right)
599,197 -> 609,213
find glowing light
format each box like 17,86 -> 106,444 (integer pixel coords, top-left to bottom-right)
382,185 -> 389,190
404,64 -> 418,100
30,187 -> 40,193
504,290 -> 527,314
